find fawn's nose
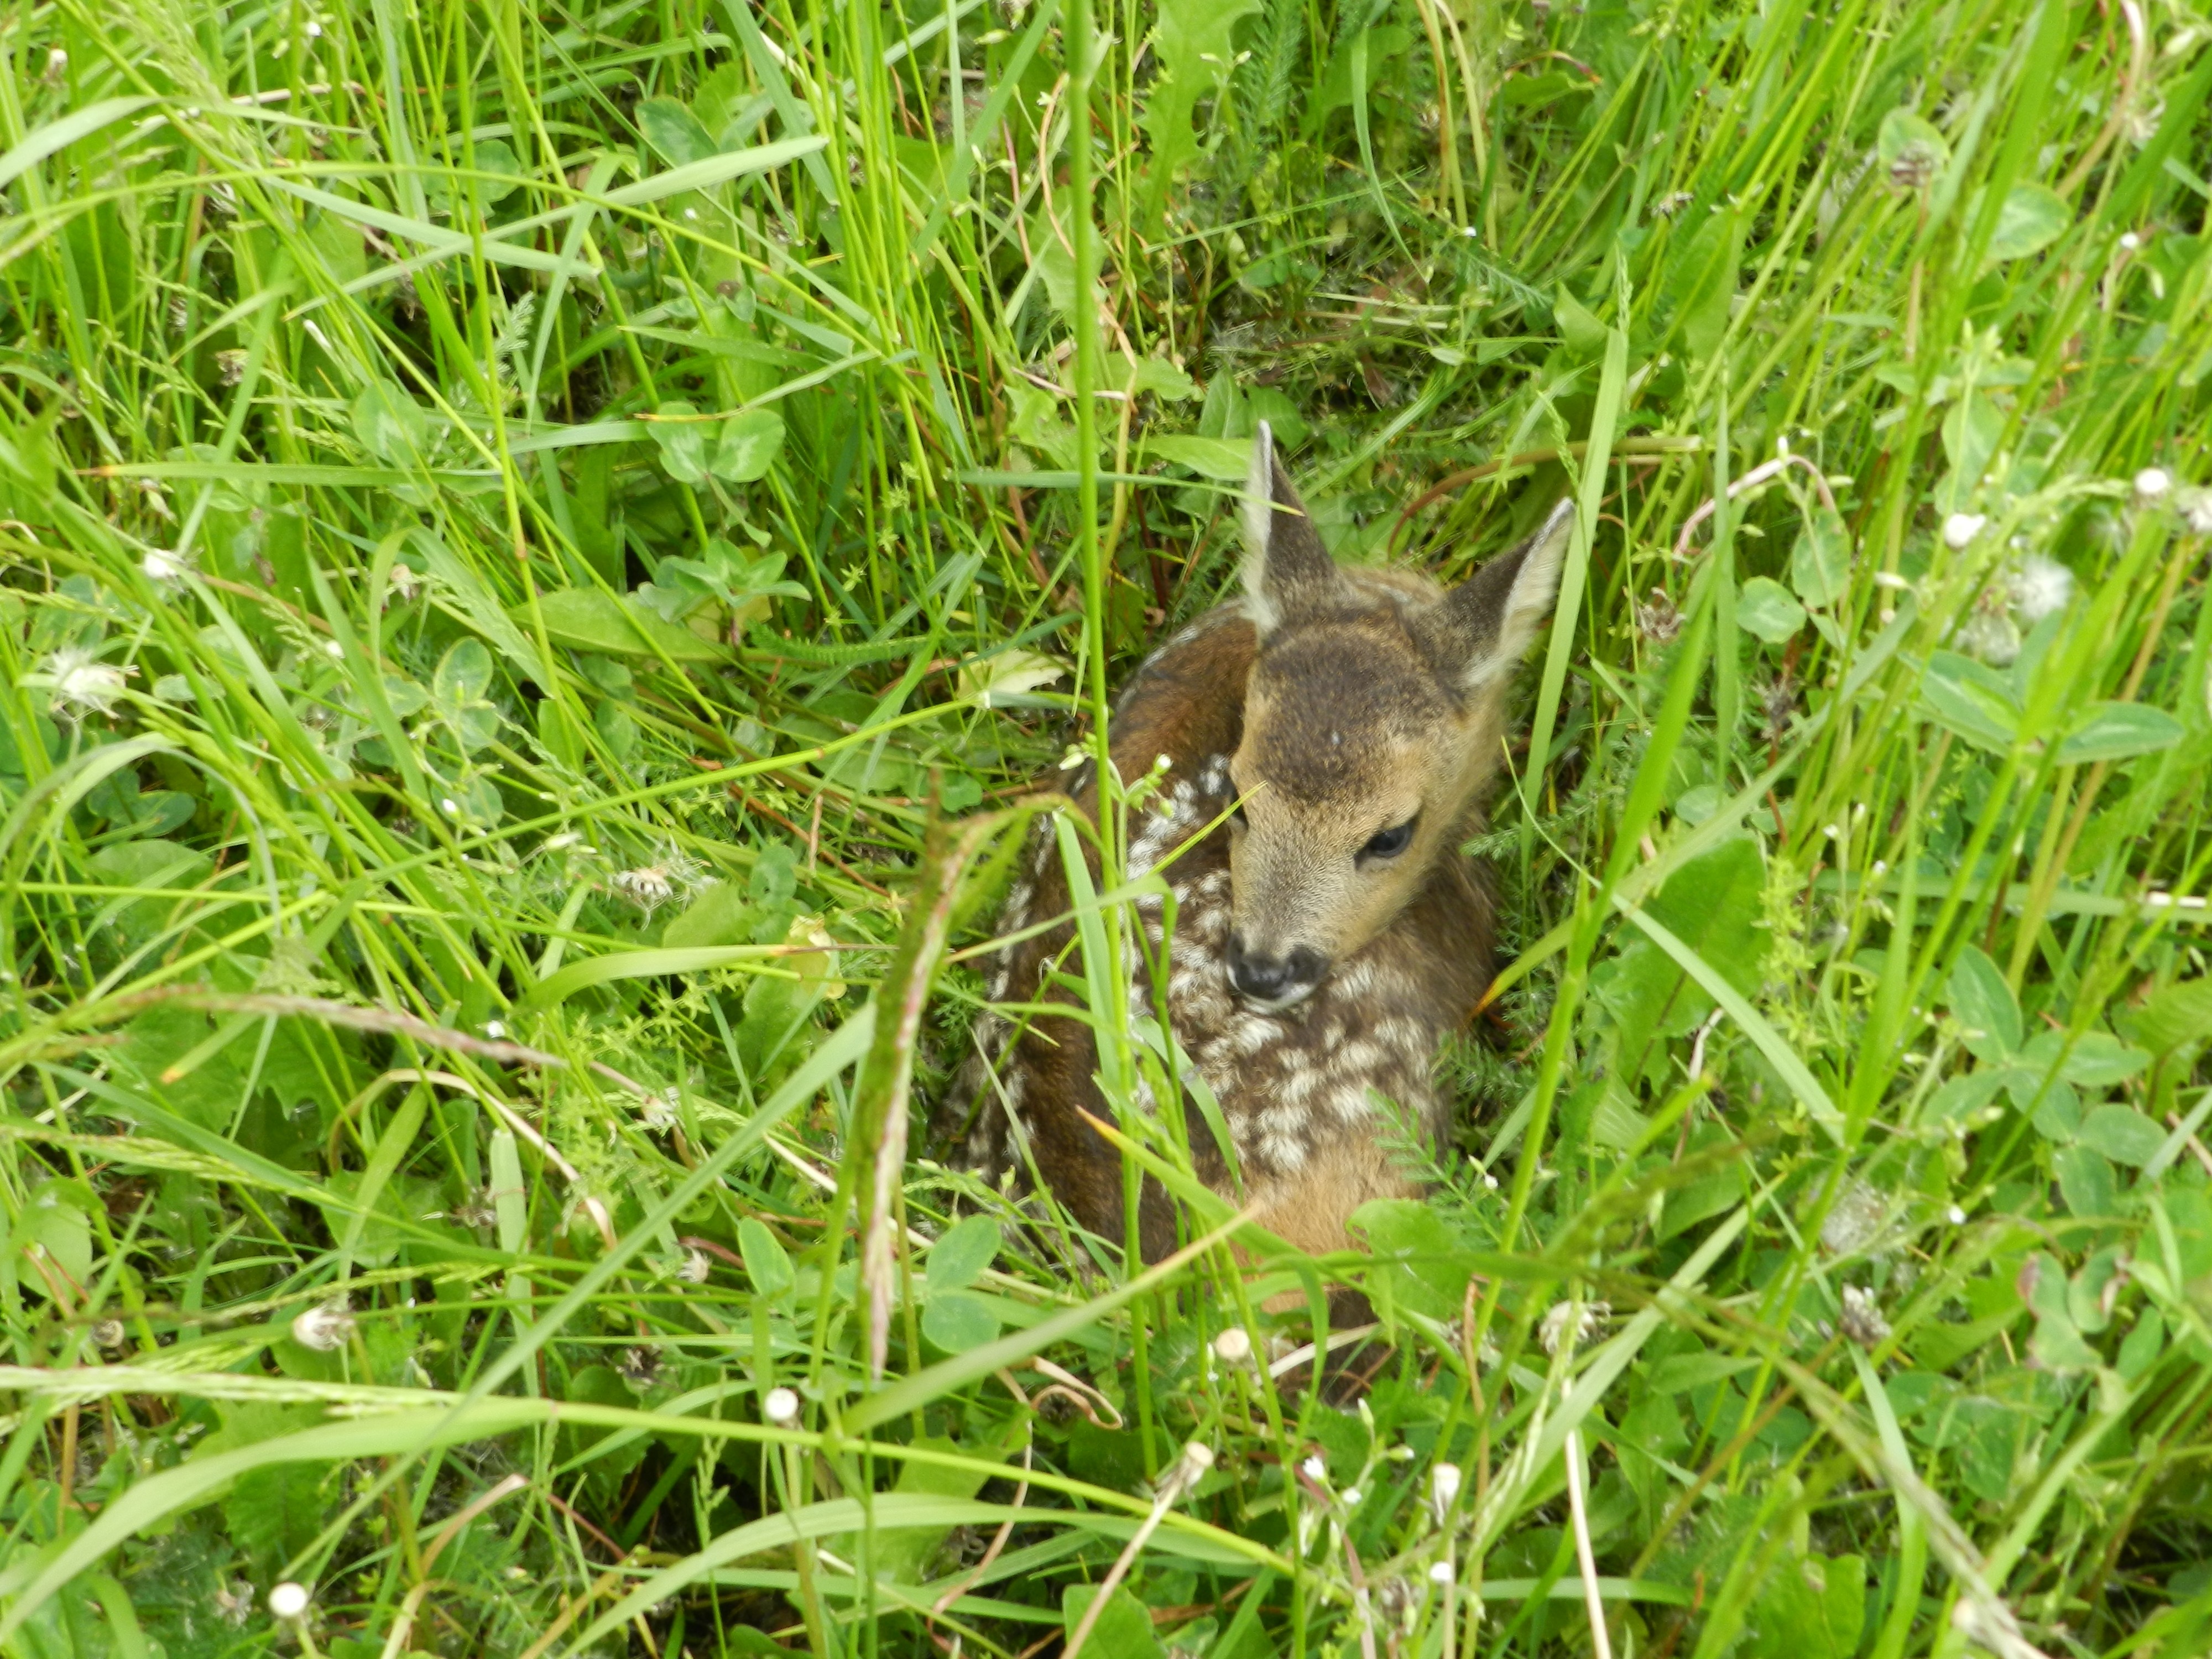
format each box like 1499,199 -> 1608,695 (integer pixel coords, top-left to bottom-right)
1227,935 -> 1327,1005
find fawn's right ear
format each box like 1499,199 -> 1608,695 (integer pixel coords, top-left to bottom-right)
1241,421 -> 1345,637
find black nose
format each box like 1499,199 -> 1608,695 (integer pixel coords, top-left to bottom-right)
1227,936 -> 1326,1003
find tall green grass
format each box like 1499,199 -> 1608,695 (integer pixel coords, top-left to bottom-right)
0,0 -> 2208,1652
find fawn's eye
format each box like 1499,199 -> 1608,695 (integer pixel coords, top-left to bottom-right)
1360,818 -> 1416,860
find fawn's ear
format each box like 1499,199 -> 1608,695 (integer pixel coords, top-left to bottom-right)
1418,499 -> 1575,693
1241,421 -> 1346,637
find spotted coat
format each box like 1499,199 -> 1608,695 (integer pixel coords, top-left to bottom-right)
942,602 -> 1495,1265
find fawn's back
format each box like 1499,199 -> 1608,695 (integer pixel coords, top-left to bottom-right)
947,427 -> 1571,1266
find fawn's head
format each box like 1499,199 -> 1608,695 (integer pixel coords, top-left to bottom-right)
1223,424 -> 1571,1009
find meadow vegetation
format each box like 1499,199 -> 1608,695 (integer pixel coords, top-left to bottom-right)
1,0 -> 2210,1652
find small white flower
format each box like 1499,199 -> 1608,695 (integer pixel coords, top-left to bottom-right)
1428,1462 -> 1462,1522
2120,231 -> 2141,251
1212,1326 -> 1253,1365
142,546 -> 192,584
305,18 -> 322,35
1300,1454 -> 1328,1485
1942,512 -> 1987,550
1341,1486 -> 1362,1507
2178,486 -> 2212,536
441,797 -> 461,815
1839,1284 -> 1890,1348
265,1582 -> 311,1621
324,639 -> 345,659
483,1020 -> 505,1039
291,1299 -> 354,1352
2134,467 -> 2172,503
2009,554 -> 2073,623
1948,1204 -> 1968,1225
763,1386 -> 801,1426
1538,1299 -> 1610,1355
36,647 -> 132,718
43,47 -> 67,83
1429,1560 -> 1455,1586
676,1248 -> 711,1284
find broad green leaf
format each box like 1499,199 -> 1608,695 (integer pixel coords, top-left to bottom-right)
2075,1104 -> 2164,1167
1736,576 -> 1806,642
352,381 -> 429,466
225,1461 -> 330,1572
1744,1553 -> 1865,1659
1788,508 -> 1852,606
523,943 -> 779,1008
1876,108 -> 1949,176
925,1215 -> 1002,1292
1985,181 -> 2072,262
664,881 -> 756,948
2056,701 -> 2184,763
709,407 -> 786,482
1665,207 -> 1741,361
1125,356 -> 1199,400
1554,287 -> 1609,359
523,588 -> 727,661
738,1217 -> 795,1299
1349,1197 -> 1470,1320
1141,434 -> 1253,479
650,400 -> 712,483
1140,0 -> 1265,206
17,1178 -> 95,1288
1945,945 -> 2021,1059
1063,1584 -> 1166,1659
921,1290 -> 1001,1350
2125,977 -> 2212,1054
2019,1029 -> 2150,1086
1917,650 -> 2019,751
637,97 -> 716,167
433,637 -> 494,706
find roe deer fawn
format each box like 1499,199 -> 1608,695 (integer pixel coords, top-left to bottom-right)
947,423 -> 1572,1278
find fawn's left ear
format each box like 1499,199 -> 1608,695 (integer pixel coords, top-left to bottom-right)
1418,499 -> 1575,693
1241,421 -> 1347,637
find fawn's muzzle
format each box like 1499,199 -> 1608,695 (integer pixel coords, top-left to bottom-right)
1227,935 -> 1327,1007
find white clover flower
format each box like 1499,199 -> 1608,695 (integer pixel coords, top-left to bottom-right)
2133,466 -> 2172,503
763,1386 -> 801,1426
1212,1326 -> 1253,1365
142,546 -> 192,585
1942,513 -> 1987,550
291,1299 -> 355,1352
2009,554 -> 2073,623
1428,1462 -> 1463,1522
1538,1299 -> 1610,1355
266,1582 -> 311,1620
1839,1284 -> 1890,1348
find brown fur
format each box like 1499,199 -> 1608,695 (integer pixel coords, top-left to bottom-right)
942,427 -> 1571,1285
